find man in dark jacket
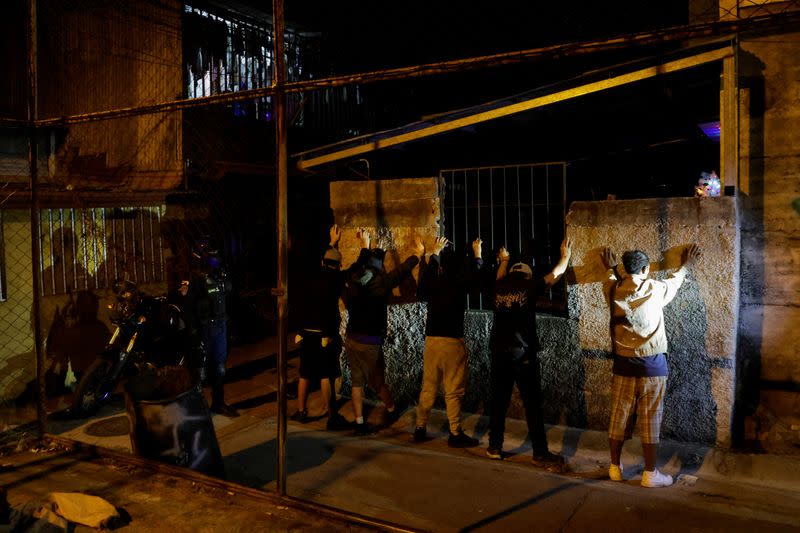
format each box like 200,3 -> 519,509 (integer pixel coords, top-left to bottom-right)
486,238 -> 571,467
413,236 -> 483,447
344,230 -> 424,435
290,225 -> 350,431
182,238 -> 238,417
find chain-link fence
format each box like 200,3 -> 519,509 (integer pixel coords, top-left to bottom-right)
2,0 -> 800,468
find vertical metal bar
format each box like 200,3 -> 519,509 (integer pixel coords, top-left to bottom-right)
156,206 -> 164,280
47,210 -> 55,295
27,0 -> 46,436
36,211 -> 44,298
91,209 -> 99,289
530,165 -> 534,243
476,169 -> 482,310
502,168 -> 507,252
463,170 -> 468,250
273,0 -> 289,497
476,169 -> 481,238
102,209 -> 110,287
561,163 -> 567,239
516,166 -> 522,254
140,209 -> 147,284
489,168 -> 494,250
545,165 -> 551,265
59,209 -> 66,293
464,170 -> 469,308
81,209 -> 89,289
149,209 -> 156,281
122,210 -> 129,281
450,172 -> 456,248
70,209 -> 77,289
112,213 -> 119,282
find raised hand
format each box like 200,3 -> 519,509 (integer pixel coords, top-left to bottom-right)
497,246 -> 510,263
329,224 -> 342,247
357,229 -> 370,250
600,247 -> 615,271
472,237 -> 483,259
413,237 -> 426,258
683,243 -> 701,265
431,236 -> 448,256
560,237 -> 573,260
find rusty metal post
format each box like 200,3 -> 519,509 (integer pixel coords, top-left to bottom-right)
272,0 -> 289,496
27,0 -> 45,436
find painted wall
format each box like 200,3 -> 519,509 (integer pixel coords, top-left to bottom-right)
738,33 -> 800,452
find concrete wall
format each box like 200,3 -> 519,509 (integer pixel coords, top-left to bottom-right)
567,198 -> 739,447
738,33 -> 800,452
330,178 -> 740,446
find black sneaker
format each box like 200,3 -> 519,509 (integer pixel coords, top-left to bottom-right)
448,430 -> 479,448
354,421 -> 372,436
326,413 -> 350,431
532,450 -> 566,472
486,446 -> 503,460
289,409 -> 309,423
413,426 -> 427,443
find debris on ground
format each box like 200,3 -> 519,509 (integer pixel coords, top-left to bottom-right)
5,492 -> 124,531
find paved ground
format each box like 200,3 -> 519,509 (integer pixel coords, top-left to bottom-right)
2,336 -> 799,531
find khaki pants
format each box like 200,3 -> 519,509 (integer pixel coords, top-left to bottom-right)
416,336 -> 467,434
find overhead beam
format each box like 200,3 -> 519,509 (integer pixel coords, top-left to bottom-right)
297,46 -> 733,170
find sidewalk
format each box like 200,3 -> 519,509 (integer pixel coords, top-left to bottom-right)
25,340 -> 800,531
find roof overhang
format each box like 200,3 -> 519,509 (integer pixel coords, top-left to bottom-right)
294,42 -> 734,170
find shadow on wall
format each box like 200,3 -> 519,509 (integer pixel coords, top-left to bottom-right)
567,245 -> 717,445
734,50 -> 766,447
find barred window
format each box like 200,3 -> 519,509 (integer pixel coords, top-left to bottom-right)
38,206 -> 166,296
440,162 -> 567,311
183,4 -> 311,122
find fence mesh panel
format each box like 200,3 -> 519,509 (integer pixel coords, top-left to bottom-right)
2,0 -> 800,455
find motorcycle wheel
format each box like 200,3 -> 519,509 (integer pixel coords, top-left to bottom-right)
71,359 -> 115,417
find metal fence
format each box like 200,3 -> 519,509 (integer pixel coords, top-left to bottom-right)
1,0 -> 799,501
440,162 -> 567,311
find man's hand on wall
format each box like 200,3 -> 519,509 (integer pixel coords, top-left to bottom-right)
357,229 -> 370,250
560,237 -> 573,261
472,237 -> 483,259
329,225 -> 342,248
413,237 -> 426,259
431,236 -> 448,256
683,243 -> 701,266
600,247 -> 615,271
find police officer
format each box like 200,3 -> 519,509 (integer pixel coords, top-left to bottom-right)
183,238 -> 239,417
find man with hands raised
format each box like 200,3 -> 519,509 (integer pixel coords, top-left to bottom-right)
343,230 -> 425,436
414,236 -> 484,448
486,238 -> 572,468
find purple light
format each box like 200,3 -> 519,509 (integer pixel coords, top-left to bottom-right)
698,121 -> 721,140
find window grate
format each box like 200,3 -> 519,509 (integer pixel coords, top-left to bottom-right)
38,206 -> 165,296
440,162 -> 567,311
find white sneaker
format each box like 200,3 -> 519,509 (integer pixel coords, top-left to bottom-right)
609,463 -> 624,481
641,469 -> 673,488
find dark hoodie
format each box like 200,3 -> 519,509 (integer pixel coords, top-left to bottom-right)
344,248 -> 419,342
417,249 -> 483,338
490,271 -> 543,358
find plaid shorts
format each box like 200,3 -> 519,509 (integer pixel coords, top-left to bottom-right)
608,374 -> 667,444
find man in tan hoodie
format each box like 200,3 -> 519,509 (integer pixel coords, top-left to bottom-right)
601,244 -> 700,488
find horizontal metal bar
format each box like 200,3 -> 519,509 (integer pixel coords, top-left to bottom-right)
297,47 -> 732,169
27,10 -> 800,128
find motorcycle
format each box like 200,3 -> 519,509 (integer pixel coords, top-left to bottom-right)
71,280 -> 202,417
